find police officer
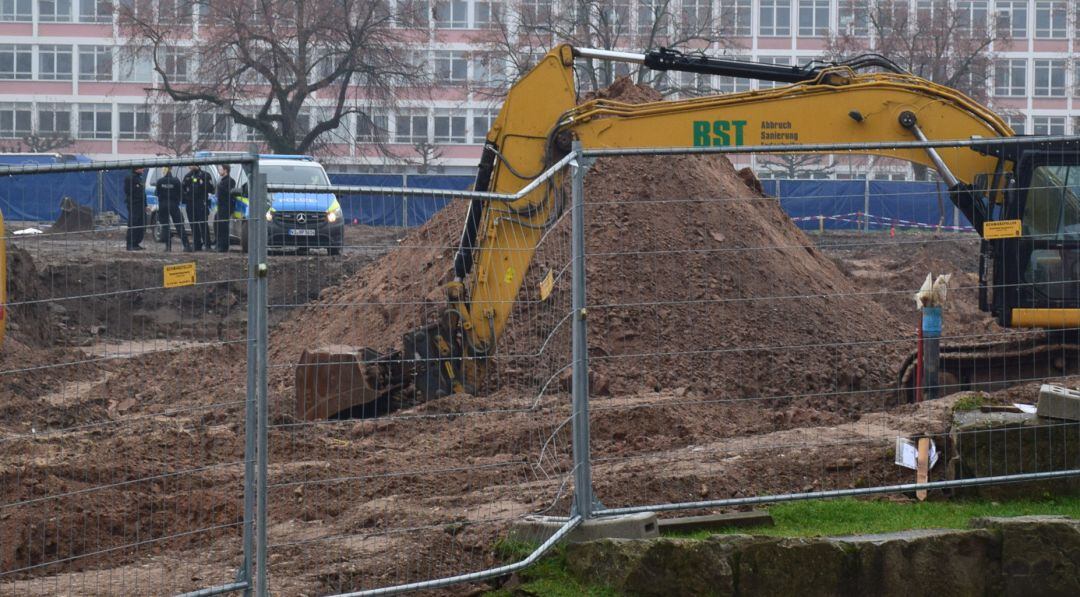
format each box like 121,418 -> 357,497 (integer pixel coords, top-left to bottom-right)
215,164 -> 237,252
182,165 -> 214,251
156,166 -> 191,252
124,167 -> 147,251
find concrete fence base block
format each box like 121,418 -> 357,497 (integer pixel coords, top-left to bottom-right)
1037,384 -> 1080,421
509,512 -> 659,545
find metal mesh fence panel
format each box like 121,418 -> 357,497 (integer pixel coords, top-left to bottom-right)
0,158 -> 254,595
579,138 -> 1080,517
265,180 -> 577,594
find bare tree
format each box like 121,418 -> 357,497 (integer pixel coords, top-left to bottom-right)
827,0 -> 1005,104
0,132 -> 73,154
470,0 -> 745,96
759,154 -> 836,179
410,141 -> 444,173
117,0 -> 424,155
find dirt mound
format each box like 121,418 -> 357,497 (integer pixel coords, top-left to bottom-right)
277,78 -> 903,407
4,243 -> 57,346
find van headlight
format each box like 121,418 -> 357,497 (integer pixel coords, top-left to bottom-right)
265,210 -> 274,222
327,207 -> 341,223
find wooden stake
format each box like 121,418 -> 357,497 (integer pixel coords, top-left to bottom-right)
916,437 -> 930,501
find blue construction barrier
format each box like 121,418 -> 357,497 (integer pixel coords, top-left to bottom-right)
0,154 -> 128,221
0,157 -> 974,233
761,179 -> 974,232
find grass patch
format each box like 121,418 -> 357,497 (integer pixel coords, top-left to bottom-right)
485,542 -> 617,597
669,496 -> 1080,540
482,497 -> 1080,595
951,392 -> 987,412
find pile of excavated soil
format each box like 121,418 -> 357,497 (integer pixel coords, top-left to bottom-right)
276,77 -> 906,410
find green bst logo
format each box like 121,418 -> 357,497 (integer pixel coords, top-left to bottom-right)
693,120 -> 747,147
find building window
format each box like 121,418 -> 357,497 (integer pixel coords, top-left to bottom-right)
0,102 -> 31,138
159,108 -> 192,140
118,104 -> 151,140
521,0 -> 551,22
38,45 -> 73,81
759,0 -> 791,37
197,112 -> 229,141
994,0 -> 1027,37
1034,59 -> 1065,97
471,53 -> 503,87
433,111 -> 466,143
993,59 -> 1026,96
721,0 -> 753,36
1006,115 -> 1026,134
472,108 -> 496,143
838,0 -> 869,36
39,0 -> 72,22
433,0 -> 467,28
158,0 -> 193,24
78,45 -> 112,81
1032,116 -> 1066,136
682,0 -> 711,30
394,111 -> 428,144
77,103 -> 111,139
798,0 -> 829,37
956,1 -> 988,33
1034,1 -> 1067,39
77,0 -> 109,23
474,1 -> 501,28
37,103 -> 71,135
434,50 -> 467,84
0,0 -> 31,21
118,49 -> 153,82
0,44 -> 32,80
160,47 -> 189,82
356,110 -> 388,142
396,0 -> 429,28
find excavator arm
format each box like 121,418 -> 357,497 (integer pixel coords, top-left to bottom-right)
296,44 -> 1017,420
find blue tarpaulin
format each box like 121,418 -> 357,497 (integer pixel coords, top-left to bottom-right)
0,157 -> 973,232
760,179 -> 973,231
0,155 -> 128,221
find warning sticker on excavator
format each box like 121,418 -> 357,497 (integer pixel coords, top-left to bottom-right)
983,220 -> 1021,239
163,262 -> 196,288
504,266 -> 515,284
539,270 -> 554,301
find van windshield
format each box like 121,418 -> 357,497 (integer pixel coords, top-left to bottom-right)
263,164 -> 329,186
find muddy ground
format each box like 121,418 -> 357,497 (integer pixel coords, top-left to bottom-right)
3,220 -> 1044,596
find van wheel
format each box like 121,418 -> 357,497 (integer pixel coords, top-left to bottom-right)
328,247 -> 341,256
241,221 -> 249,254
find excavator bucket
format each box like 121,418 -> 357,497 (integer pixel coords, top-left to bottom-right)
294,346 -> 400,421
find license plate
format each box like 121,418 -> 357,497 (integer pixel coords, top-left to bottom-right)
288,229 -> 316,237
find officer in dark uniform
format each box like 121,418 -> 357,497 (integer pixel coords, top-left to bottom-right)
156,166 -> 191,252
215,164 -> 237,252
124,167 -> 146,251
182,165 -> 215,251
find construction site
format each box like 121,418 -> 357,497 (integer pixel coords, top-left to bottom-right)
2,42 -> 1080,597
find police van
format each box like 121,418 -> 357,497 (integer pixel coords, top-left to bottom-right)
147,154 -> 343,255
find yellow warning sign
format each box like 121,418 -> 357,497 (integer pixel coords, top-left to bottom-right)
983,219 -> 1022,239
539,269 -> 555,301
163,262 -> 196,288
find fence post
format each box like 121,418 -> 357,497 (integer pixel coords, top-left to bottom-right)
863,177 -> 870,233
570,141 -> 595,520
241,152 -> 261,596
97,170 -> 105,214
402,174 -> 409,228
249,159 -> 270,597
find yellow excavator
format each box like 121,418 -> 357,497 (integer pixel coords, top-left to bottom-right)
295,45 -> 1080,419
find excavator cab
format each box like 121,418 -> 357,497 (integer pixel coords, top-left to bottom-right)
972,139 -> 1080,328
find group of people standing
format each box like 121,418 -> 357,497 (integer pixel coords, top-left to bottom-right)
124,164 -> 237,252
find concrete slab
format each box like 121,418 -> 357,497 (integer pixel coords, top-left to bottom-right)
657,510 -> 774,533
1037,383 -> 1080,421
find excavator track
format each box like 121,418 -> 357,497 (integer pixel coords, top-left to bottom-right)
897,333 -> 1080,403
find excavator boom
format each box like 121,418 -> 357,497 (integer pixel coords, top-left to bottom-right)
296,44 -> 1071,419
